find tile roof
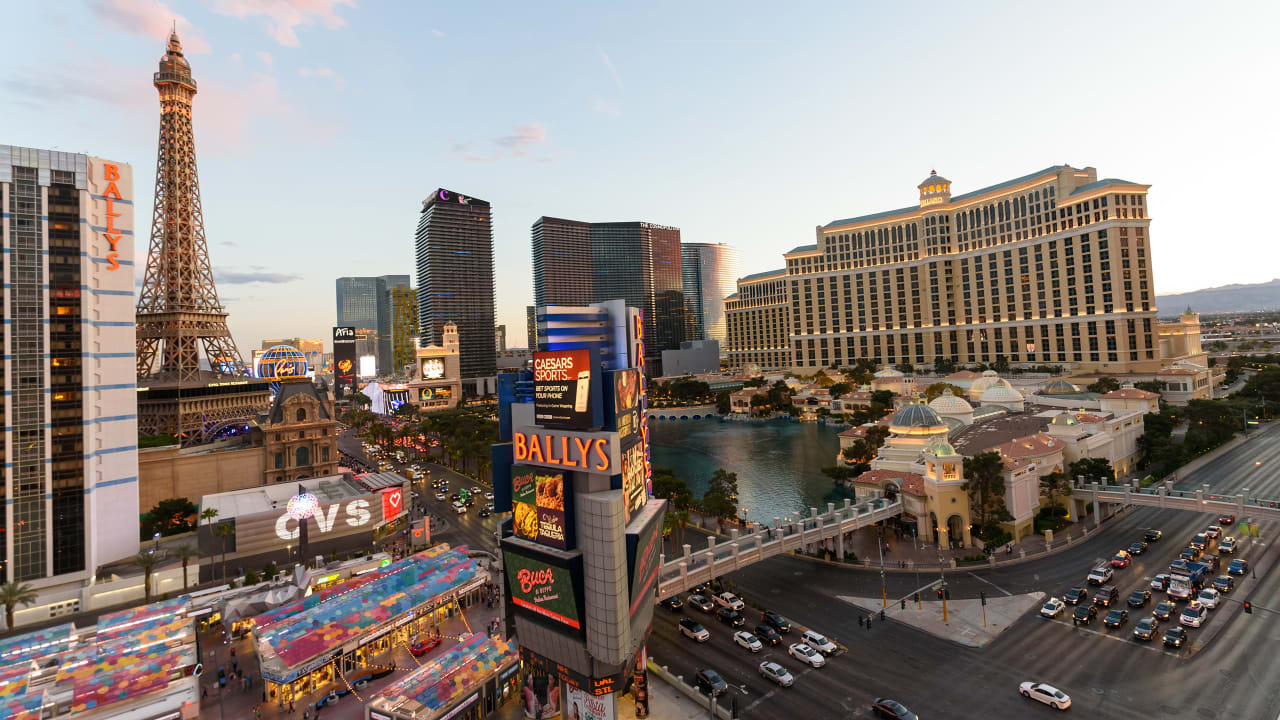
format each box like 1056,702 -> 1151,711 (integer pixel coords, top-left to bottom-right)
1157,368 -> 1197,376
852,469 -> 926,497
1068,178 -> 1146,196
952,413 -> 1046,456
1100,388 -> 1158,399
785,244 -> 818,255
996,432 -> 1063,460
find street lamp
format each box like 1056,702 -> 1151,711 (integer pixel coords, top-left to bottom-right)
152,532 -> 161,553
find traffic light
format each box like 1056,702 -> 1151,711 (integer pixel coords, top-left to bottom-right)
980,591 -> 987,606
880,609 -> 885,622
901,598 -> 907,610
1244,602 -> 1253,614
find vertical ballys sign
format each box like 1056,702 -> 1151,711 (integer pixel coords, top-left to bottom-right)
98,163 -> 127,270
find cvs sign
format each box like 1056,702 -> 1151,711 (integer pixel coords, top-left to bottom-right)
275,499 -> 372,540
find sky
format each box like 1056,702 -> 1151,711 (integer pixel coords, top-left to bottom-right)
4,1 -> 1278,355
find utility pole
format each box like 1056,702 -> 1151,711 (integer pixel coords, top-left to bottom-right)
877,533 -> 887,608
935,543 -> 949,622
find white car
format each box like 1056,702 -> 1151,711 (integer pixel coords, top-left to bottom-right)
435,492 -> 447,501
1180,604 -> 1207,627
1205,525 -> 1221,539
801,630 -> 837,655
1151,573 -> 1170,591
452,501 -> 466,514
788,643 -> 825,668
1087,566 -> 1113,585
1197,588 -> 1221,609
1019,682 -> 1071,710
758,661 -> 794,687
715,592 -> 745,611
1040,597 -> 1066,618
733,631 -> 762,653
484,491 -> 494,500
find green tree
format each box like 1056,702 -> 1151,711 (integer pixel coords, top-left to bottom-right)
870,390 -> 894,406
352,391 -> 372,407
964,452 -> 1010,530
700,469 -> 740,531
1183,398 -> 1239,452
821,465 -> 861,482
743,377 -> 766,388
991,355 -> 1011,374
932,356 -> 958,375
749,394 -> 772,416
1087,377 -> 1121,394
651,467 -> 694,510
828,382 -> 850,399
244,569 -> 262,586
0,583 -> 38,630
262,560 -> 279,581
663,508 -> 691,547
1069,457 -> 1115,485
865,425 -> 891,455
1134,381 -> 1163,394
716,390 -> 731,415
922,383 -> 966,402
171,544 -> 199,591
213,523 -> 235,581
139,497 -> 199,540
200,507 -> 219,578
894,363 -> 915,374
1039,470 -> 1072,511
132,550 -> 165,605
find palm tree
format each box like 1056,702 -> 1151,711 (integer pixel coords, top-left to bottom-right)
132,550 -> 165,605
171,544 -> 200,590
0,583 -> 38,630
213,523 -> 235,580
200,507 -> 218,579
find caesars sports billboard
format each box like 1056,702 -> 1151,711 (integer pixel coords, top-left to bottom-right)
511,465 -> 573,550
534,349 -> 599,430
503,549 -> 584,633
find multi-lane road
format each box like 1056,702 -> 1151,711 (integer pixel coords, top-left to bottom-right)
646,421 -> 1280,719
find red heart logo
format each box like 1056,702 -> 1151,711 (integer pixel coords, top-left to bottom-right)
389,492 -> 401,508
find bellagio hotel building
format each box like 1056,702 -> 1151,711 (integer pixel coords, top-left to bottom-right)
725,165 -> 1158,374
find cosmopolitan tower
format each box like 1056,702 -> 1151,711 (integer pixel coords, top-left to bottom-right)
135,32 -> 270,446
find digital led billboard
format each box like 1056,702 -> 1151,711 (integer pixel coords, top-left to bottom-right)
534,349 -> 600,429
503,549 -> 583,632
511,465 -> 572,550
333,326 -> 356,396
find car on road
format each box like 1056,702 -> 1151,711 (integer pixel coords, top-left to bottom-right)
1164,625 -> 1188,647
690,583 -> 709,596
733,631 -> 762,652
1041,597 -> 1066,618
1144,529 -> 1163,541
1212,575 -> 1235,593
1072,605 -> 1097,625
754,624 -> 781,645
714,592 -> 745,611
1197,588 -> 1222,609
660,596 -> 683,611
1094,585 -> 1118,608
484,502 -> 495,512
788,643 -> 825,668
1153,601 -> 1175,621
452,501 -> 467,514
1151,574 -> 1171,592
1111,551 -> 1131,568
1019,682 -> 1071,711
694,669 -> 727,697
1219,514 -> 1235,525
679,619 -> 710,642
349,665 -> 395,688
1064,586 -> 1088,605
470,486 -> 482,495
1205,525 -> 1222,539
1103,608 -> 1129,629
1133,616 -> 1159,641
410,638 -> 442,657
716,607 -> 745,627
1180,547 -> 1202,562
1228,559 -> 1249,576
1087,566 -> 1113,585
1180,604 -> 1207,628
761,612 -> 792,633
478,507 -> 491,518
801,630 -> 837,655
1200,554 -> 1219,571
1170,559 -> 1191,575
1219,537 -> 1237,554
758,661 -> 793,687
689,595 -> 715,613
434,492 -> 447,501
1128,541 -> 1147,555
483,491 -> 494,500
450,492 -> 460,501
1127,590 -> 1152,608
871,698 -> 919,719
1190,534 -> 1209,551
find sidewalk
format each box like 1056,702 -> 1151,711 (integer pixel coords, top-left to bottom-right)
837,591 -> 1045,648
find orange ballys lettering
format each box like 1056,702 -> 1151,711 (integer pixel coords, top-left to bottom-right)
527,434 -> 544,463
573,437 -> 591,462
593,438 -> 609,471
514,432 -> 528,460
100,163 -> 126,271
104,164 -> 120,181
106,254 -> 120,270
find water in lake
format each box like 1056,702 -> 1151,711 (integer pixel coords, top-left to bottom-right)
647,417 -> 857,524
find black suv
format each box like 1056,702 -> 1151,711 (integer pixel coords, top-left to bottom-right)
695,669 -> 728,697
717,607 -> 745,627
761,611 -> 792,633
1064,586 -> 1088,605
1093,585 -> 1118,608
1144,529 -> 1163,542
1127,590 -> 1151,608
1073,605 -> 1097,625
753,624 -> 782,646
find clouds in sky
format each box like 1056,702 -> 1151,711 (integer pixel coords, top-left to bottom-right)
215,268 -> 303,285
210,0 -> 356,47
452,124 -> 550,162
88,0 -> 212,52
598,47 -> 622,89
299,66 -> 344,88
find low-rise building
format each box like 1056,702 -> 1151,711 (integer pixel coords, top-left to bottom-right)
729,387 -> 768,413
364,632 -> 520,720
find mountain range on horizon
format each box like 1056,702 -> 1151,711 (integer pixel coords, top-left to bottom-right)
1157,278 -> 1280,316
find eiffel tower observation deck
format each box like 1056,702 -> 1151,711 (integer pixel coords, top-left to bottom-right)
136,31 -> 270,446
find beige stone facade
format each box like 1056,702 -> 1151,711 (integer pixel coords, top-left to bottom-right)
408,322 -> 462,411
724,270 -> 790,371
139,441 -> 265,512
261,380 -> 340,484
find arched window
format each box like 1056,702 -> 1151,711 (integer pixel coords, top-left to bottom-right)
296,407 -> 307,422
296,446 -> 310,467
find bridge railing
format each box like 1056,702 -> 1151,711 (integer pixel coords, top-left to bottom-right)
656,497 -> 903,598
1078,481 -> 1280,522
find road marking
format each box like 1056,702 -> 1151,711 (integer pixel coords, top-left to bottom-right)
967,572 -> 1012,596
1044,618 -> 1168,655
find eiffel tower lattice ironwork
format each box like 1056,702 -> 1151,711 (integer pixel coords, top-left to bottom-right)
136,31 -> 269,446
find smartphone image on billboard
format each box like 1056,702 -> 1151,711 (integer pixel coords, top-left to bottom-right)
574,370 -> 591,412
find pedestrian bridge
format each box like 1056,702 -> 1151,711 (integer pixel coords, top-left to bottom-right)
1077,481 -> 1280,522
656,498 -> 904,599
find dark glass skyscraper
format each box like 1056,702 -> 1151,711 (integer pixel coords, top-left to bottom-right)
415,189 -> 496,388
335,274 -> 411,375
592,222 -> 685,373
532,216 -> 593,307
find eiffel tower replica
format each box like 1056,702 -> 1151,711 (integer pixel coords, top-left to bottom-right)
136,30 -> 271,446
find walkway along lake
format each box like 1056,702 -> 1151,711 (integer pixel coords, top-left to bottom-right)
647,417 -> 857,525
